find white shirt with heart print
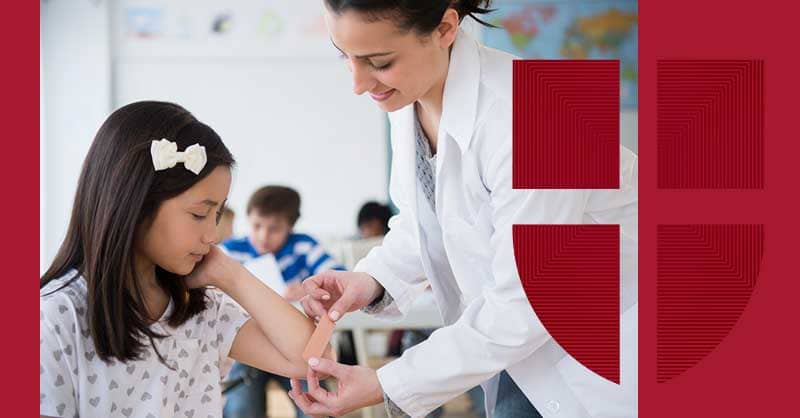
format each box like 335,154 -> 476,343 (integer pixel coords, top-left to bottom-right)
40,272 -> 250,418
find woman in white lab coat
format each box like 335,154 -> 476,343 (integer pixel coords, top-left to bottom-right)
289,1 -> 638,417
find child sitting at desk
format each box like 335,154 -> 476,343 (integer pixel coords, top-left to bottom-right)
221,185 -> 343,418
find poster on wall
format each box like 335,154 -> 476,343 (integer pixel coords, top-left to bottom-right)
482,0 -> 638,108
116,0 -> 337,58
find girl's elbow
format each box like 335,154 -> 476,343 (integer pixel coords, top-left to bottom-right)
285,361 -> 309,379
287,344 -> 335,378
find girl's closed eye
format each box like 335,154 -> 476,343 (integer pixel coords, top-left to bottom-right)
193,209 -> 223,224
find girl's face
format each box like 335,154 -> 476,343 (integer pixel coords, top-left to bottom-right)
324,8 -> 457,112
137,166 -> 232,276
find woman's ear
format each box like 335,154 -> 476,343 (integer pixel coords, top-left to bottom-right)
436,8 -> 460,49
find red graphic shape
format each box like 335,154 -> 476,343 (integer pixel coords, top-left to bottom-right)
514,224 -> 620,383
513,59 -> 620,189
657,60 -> 764,189
657,224 -> 764,383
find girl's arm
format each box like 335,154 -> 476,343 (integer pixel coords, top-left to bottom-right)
228,319 -> 334,379
188,246 -> 333,378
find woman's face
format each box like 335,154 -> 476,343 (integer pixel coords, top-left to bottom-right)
137,166 -> 232,276
324,8 -> 458,112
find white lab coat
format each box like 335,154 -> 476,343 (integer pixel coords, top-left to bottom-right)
353,29 -> 638,418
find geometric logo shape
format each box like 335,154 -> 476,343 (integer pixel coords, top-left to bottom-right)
513,60 -> 620,189
514,224 -> 620,383
657,224 -> 764,383
657,60 -> 764,189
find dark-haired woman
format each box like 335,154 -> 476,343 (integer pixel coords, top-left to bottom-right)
293,1 -> 638,417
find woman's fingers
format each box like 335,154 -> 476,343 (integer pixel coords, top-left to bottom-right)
300,295 -> 328,320
301,274 -> 332,301
306,367 -> 333,403
327,287 -> 359,321
288,377 -> 331,416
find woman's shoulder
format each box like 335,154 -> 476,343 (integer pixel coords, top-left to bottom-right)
466,41 -> 513,140
476,41 -> 515,102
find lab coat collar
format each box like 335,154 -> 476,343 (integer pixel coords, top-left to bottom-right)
440,28 -> 481,154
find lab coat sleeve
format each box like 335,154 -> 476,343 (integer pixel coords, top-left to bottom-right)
375,136 -> 591,417
352,156 -> 428,321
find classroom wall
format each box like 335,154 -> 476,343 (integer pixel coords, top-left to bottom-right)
40,1 -> 637,273
41,0 -> 112,273
40,0 -> 389,273
114,58 -> 390,241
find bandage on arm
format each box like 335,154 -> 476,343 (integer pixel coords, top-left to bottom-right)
302,316 -> 336,362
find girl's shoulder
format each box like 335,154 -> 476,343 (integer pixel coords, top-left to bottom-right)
203,287 -> 245,319
40,273 -> 89,371
40,271 -> 88,327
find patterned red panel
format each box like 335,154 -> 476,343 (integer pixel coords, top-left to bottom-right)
657,60 -> 764,189
657,224 -> 764,383
513,60 -> 620,189
514,224 -> 620,383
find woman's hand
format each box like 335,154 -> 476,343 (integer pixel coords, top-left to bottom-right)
300,271 -> 384,322
283,281 -> 306,302
289,357 -> 384,417
185,245 -> 242,292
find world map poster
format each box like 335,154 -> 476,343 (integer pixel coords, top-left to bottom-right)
483,0 -> 638,108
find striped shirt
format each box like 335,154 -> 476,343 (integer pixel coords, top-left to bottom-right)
221,233 -> 344,283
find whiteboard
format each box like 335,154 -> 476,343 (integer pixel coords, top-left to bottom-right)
114,56 -> 389,239
114,0 -> 338,58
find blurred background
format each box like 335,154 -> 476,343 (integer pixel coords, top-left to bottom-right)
41,0 -> 637,273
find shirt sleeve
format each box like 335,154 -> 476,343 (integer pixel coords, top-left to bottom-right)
40,295 -> 78,418
302,236 -> 345,276
384,392 -> 411,418
211,289 -> 252,360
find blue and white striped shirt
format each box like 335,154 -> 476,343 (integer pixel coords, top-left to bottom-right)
221,233 -> 344,283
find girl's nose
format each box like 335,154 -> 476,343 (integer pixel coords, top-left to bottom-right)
201,220 -> 217,244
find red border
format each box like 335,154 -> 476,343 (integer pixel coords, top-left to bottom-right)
20,0 -> 800,415
2,0 -> 39,412
640,0 -> 799,416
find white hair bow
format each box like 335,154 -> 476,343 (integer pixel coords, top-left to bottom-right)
150,139 -> 208,175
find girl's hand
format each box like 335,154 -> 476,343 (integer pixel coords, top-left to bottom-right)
185,246 -> 241,291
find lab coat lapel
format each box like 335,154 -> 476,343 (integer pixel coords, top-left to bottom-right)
388,105 -> 421,248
